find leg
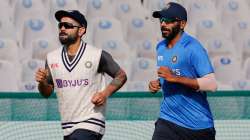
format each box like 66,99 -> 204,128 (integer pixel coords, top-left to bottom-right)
67,129 -> 103,140
64,135 -> 71,140
185,127 -> 216,140
168,122 -> 216,140
152,118 -> 181,140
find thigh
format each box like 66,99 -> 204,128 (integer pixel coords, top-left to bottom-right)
186,127 -> 216,140
64,135 -> 71,140
65,129 -> 103,140
173,123 -> 215,140
152,118 -> 216,140
152,118 -> 181,140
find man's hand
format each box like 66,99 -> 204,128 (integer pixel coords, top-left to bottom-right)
35,68 -> 53,98
149,80 -> 161,93
35,68 -> 48,84
91,92 -> 108,106
157,66 -> 176,82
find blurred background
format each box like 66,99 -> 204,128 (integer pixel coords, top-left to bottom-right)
0,0 -> 250,140
1,0 -> 250,92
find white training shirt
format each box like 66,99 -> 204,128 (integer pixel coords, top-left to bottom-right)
47,41 -> 106,136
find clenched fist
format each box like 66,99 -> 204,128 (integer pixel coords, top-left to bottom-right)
157,66 -> 176,82
35,68 -> 48,84
91,92 -> 108,106
148,79 -> 161,93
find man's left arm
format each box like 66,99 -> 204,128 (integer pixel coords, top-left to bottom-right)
91,51 -> 127,106
102,68 -> 127,96
164,42 -> 217,92
158,66 -> 217,92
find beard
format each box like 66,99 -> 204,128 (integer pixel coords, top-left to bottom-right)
161,23 -> 181,41
59,32 -> 78,47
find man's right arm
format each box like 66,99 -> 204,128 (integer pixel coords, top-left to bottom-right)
38,79 -> 54,98
35,61 -> 54,98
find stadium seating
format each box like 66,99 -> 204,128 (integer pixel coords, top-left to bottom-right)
216,81 -> 234,91
0,1 -> 14,23
14,0 -> 49,42
231,18 -> 250,44
240,37 -> 250,65
19,59 -> 45,92
133,39 -> 157,59
0,39 -> 19,63
76,0 -> 88,14
19,58 -> 44,93
130,57 -> 157,81
126,16 -> 158,46
187,0 -> 218,30
113,0 -> 149,34
243,57 -> 250,80
232,79 -> 250,90
216,0 -> 249,29
49,0 -> 79,26
101,40 -> 131,60
90,17 -> 125,48
203,36 -> 238,59
0,0 -> 250,91
0,7 -> 16,40
31,39 -> 59,60
231,19 -> 250,63
0,60 -> 20,92
86,0 -> 114,20
1,1 -> 250,140
19,81 -> 39,92
144,0 -> 184,12
195,18 -> 227,45
126,81 -> 149,91
21,17 -> 56,60
212,55 -> 243,85
21,59 -> 45,81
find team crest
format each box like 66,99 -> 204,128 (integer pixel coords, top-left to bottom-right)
172,55 -> 177,63
85,61 -> 92,68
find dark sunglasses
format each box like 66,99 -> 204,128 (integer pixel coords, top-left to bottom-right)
160,18 -> 180,23
58,22 -> 82,29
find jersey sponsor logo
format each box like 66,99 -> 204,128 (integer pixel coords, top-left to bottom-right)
158,56 -> 164,61
55,79 -> 89,88
172,68 -> 181,76
85,61 -> 92,68
172,55 -> 177,63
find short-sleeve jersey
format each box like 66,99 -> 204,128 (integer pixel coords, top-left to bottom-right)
47,42 -> 106,136
156,32 -> 214,129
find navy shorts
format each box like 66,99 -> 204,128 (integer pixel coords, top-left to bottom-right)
152,118 -> 216,140
64,129 -> 103,140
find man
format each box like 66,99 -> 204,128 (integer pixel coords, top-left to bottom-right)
148,2 -> 217,140
35,10 -> 127,140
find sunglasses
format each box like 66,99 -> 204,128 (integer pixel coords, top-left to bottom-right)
58,22 -> 82,29
160,18 -> 180,23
